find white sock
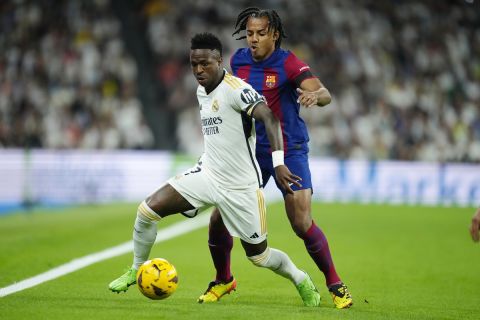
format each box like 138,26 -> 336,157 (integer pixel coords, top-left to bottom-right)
248,247 -> 306,285
132,201 -> 160,270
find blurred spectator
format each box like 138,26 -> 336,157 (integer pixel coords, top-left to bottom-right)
143,0 -> 479,162
2,0 -> 479,162
0,0 -> 153,149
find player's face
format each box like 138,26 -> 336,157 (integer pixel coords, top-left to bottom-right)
190,49 -> 223,89
246,16 -> 279,61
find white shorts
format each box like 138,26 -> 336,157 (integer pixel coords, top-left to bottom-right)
167,165 -> 267,244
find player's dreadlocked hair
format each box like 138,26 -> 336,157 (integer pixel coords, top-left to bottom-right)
232,7 -> 287,49
191,32 -> 223,56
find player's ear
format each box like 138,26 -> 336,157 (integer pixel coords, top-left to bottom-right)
272,31 -> 279,41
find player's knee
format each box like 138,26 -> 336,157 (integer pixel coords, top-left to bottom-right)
285,200 -> 312,236
137,200 -> 161,222
291,217 -> 312,237
247,247 -> 271,267
209,208 -> 225,232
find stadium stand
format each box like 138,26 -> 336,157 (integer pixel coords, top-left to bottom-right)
142,0 -> 480,162
1,0 -> 479,162
0,0 -> 153,149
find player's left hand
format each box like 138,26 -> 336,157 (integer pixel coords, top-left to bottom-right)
296,88 -> 321,108
274,165 -> 302,195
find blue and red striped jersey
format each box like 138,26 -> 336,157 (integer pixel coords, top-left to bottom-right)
230,48 -> 316,155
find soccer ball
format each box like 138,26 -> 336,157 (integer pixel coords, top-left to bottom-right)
136,258 -> 178,300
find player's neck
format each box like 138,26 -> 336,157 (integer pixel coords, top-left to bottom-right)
252,47 -> 277,62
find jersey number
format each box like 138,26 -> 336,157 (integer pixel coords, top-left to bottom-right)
184,166 -> 201,176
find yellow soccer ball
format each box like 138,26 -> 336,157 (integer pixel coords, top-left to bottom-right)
137,258 -> 178,300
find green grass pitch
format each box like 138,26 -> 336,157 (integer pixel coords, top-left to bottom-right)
0,202 -> 478,320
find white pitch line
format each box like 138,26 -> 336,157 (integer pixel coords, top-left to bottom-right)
0,213 -> 210,298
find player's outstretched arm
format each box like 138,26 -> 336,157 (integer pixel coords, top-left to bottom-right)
297,78 -> 331,108
470,208 -> 480,242
251,103 -> 302,194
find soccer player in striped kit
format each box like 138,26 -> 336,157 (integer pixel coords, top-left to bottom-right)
199,8 -> 353,309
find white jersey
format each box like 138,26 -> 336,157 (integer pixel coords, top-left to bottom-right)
196,70 -> 265,190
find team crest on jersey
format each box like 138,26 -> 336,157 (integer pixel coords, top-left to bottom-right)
211,99 -> 219,112
265,75 -> 276,88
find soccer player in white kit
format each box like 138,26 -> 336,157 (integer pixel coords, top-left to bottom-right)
108,32 -> 320,306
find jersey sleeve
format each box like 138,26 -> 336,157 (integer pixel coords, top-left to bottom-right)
284,51 -> 316,87
231,82 -> 265,117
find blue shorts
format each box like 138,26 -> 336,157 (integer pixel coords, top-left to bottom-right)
256,151 -> 313,196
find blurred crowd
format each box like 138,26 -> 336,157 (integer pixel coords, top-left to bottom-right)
144,0 -> 480,162
1,0 -> 479,162
0,0 -> 153,149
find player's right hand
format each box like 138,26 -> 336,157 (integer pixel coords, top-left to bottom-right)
274,165 -> 302,195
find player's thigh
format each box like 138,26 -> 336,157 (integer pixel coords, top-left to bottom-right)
216,188 -> 267,244
146,183 -> 194,218
282,153 -> 314,231
164,166 -> 213,217
284,189 -> 313,228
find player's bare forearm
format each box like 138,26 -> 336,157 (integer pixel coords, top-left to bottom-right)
315,87 -> 332,106
251,103 -> 301,194
298,78 -> 332,108
251,103 -> 283,151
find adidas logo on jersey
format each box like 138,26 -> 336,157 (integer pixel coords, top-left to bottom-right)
249,232 -> 259,239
